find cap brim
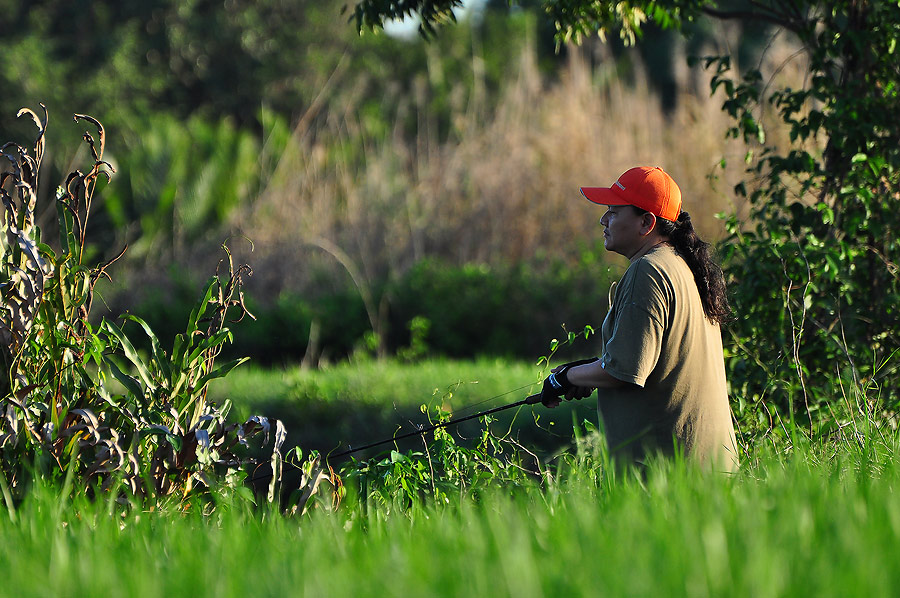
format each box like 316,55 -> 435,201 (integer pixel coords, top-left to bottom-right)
580,187 -> 629,206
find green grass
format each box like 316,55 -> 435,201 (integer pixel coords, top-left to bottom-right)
7,359 -> 896,596
207,357 -> 593,460
208,356 -> 545,413
3,444 -> 900,597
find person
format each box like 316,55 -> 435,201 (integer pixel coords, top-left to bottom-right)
539,166 -> 739,472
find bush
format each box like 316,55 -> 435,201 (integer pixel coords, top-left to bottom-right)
387,257 -> 616,359
127,252 -> 618,365
0,108 -> 323,510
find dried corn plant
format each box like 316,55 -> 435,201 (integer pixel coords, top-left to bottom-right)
0,108 -> 328,514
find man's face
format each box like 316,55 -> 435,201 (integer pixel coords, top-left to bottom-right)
599,205 -> 646,258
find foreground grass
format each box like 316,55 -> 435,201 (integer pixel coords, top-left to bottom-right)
3,443 -> 899,597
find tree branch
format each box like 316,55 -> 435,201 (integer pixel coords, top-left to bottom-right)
700,3 -> 805,34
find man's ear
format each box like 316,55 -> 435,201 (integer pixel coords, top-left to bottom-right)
640,212 -> 658,236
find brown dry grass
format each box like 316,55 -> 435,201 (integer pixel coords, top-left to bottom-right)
231,31 -> 808,299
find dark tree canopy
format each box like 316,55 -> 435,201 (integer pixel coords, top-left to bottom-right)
352,0 -> 813,42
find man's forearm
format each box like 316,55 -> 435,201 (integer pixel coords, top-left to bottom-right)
565,360 -> 629,389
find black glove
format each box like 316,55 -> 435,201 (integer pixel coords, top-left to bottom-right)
539,357 -> 599,406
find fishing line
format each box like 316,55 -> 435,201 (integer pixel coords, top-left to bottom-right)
447,381 -> 538,416
247,382 -> 544,484
327,390 -> 542,460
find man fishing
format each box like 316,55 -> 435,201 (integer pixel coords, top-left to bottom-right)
539,166 -> 739,472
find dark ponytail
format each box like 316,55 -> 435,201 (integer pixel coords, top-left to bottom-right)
640,209 -> 732,325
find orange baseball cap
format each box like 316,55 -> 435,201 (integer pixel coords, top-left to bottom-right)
580,166 -> 682,222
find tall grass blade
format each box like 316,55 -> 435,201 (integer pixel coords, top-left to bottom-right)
0,468 -> 16,523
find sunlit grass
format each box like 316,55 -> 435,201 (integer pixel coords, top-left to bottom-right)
11,359 -> 895,596
3,442 -> 899,597
207,357 -> 591,459
209,357 -> 545,415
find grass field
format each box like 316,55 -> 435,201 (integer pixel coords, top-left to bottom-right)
207,358 -> 597,460
208,356 -> 546,412
3,442 -> 899,597
4,359 -> 899,596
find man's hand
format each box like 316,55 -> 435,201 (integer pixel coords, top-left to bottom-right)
538,371 -> 569,407
566,385 -> 595,401
540,357 -> 599,407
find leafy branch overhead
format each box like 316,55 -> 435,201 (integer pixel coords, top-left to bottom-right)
349,0 -> 464,37
350,1 -> 816,43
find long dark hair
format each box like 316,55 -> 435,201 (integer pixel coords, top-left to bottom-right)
635,207 -> 732,325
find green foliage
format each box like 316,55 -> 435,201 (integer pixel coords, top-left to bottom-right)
352,0 -> 464,38
545,0 -> 664,46
211,288 -> 370,366
386,257 -> 614,360
0,110 -> 324,510
705,2 -> 900,417
354,0 -> 698,45
6,440 -> 900,596
336,325 -> 602,510
3,0 -> 560,261
132,255 -> 615,364
6,336 -> 900,595
102,112 -> 288,259
345,408 -> 540,514
0,0 -> 364,128
396,315 -> 431,362
209,356 -> 602,466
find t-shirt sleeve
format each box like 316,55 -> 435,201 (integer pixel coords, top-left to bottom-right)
600,262 -> 668,387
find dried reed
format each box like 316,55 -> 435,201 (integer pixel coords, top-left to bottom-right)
234,32 -> 804,301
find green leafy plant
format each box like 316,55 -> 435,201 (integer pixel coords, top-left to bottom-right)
350,0 -> 464,38
703,2 -> 900,423
0,107 -> 323,511
343,403 -> 544,515
340,323 -> 598,513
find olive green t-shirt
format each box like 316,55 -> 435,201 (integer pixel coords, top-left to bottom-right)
599,245 -> 738,471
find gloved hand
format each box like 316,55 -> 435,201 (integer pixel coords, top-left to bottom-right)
540,357 -> 599,407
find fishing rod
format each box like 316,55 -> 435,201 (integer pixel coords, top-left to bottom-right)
247,389 -> 544,484
328,391 -> 543,460
327,364 -> 600,461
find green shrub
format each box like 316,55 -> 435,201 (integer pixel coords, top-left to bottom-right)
0,108 -> 321,510
705,1 -> 900,421
130,253 -> 617,365
386,256 -> 615,360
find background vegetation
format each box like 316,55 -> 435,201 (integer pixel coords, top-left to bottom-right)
4,0 -> 769,365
